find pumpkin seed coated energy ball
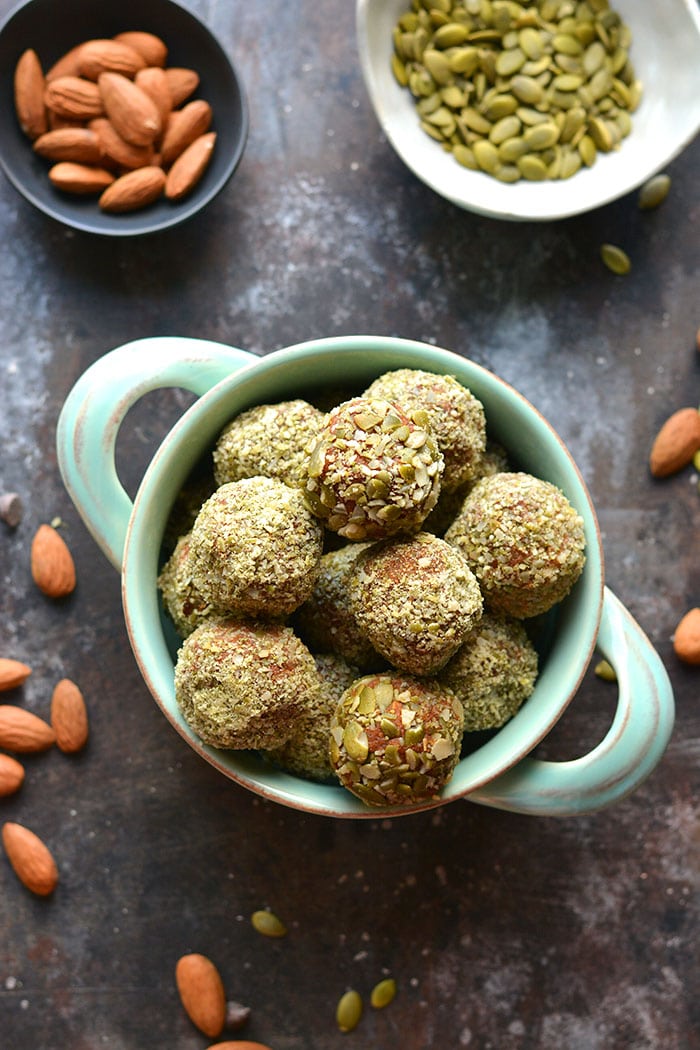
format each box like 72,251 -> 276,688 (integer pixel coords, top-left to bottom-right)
349,532 -> 483,676
189,477 -> 323,618
363,369 -> 486,492
445,472 -> 586,619
330,673 -> 465,808
303,396 -> 443,541
158,531 -> 222,638
438,613 -> 538,731
213,399 -> 324,488
174,619 -> 320,750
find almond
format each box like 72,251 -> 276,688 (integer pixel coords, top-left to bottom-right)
114,31 -> 168,69
33,127 -> 102,164
90,117 -> 155,170
46,44 -> 85,82
30,523 -> 77,596
165,132 -> 216,200
673,608 -> 700,665
2,822 -> 58,896
161,99 -> 212,166
0,706 -> 55,752
0,658 -> 32,692
0,754 -> 25,798
99,165 -> 166,212
134,67 -> 172,127
49,162 -> 115,194
77,38 -> 147,81
175,953 -> 226,1038
649,407 -> 700,477
50,678 -> 89,753
98,71 -> 162,146
206,1044 -> 274,1050
14,48 -> 48,140
44,75 -> 104,120
164,67 -> 200,107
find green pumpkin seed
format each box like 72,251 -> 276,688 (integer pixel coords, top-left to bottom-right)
553,32 -> 583,55
600,243 -> 631,275
498,135 -> 528,162
553,73 -> 584,91
495,47 -> 526,76
638,173 -> 671,211
481,93 -> 519,120
578,133 -> 597,166
560,105 -> 587,141
520,55 -> 552,77
336,990 -> 363,1033
523,121 -> 560,150
453,143 -> 479,169
417,92 -> 443,115
433,22 -> 471,47
461,106 -> 493,134
510,74 -> 543,104
519,27 -> 544,59
441,84 -> 467,108
251,909 -> 287,938
594,658 -> 617,682
588,115 -> 613,151
495,162 -> 521,182
371,978 -> 397,1009
516,106 -> 550,125
448,46 -> 481,74
560,148 -> 582,178
423,48 -> 453,85
391,53 -> 408,87
583,40 -> 606,76
489,114 -> 521,144
517,153 -> 548,180
473,138 -> 500,172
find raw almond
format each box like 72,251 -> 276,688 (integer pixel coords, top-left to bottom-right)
2,822 -> 58,896
164,66 -> 200,107
0,754 -> 25,798
0,706 -> 55,752
114,31 -> 168,69
30,523 -> 77,596
99,165 -> 166,212
33,127 -> 102,164
98,71 -> 162,146
649,407 -> 700,477
44,75 -> 104,120
161,99 -> 212,166
673,608 -> 700,665
175,953 -> 226,1038
46,44 -> 85,82
206,1044 -> 274,1050
165,132 -> 216,200
51,678 -> 89,753
90,117 -> 155,170
14,48 -> 48,140
77,39 -> 146,81
134,66 -> 172,127
49,161 -> 115,194
0,658 -> 32,692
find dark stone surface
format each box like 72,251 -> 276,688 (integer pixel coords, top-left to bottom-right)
0,2 -> 698,1048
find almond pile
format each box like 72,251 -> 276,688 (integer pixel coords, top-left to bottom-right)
14,31 -> 217,213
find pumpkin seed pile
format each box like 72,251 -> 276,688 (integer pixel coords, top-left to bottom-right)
391,0 -> 642,183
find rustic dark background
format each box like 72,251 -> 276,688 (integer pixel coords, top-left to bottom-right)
0,2 -> 698,1048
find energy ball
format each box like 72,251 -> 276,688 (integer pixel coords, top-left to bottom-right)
364,369 -> 486,492
265,652 -> 359,783
349,532 -> 483,676
189,477 -> 323,618
438,613 -> 538,731
293,544 -> 382,670
329,673 -> 465,808
174,619 -> 319,750
445,472 -> 586,619
303,396 -> 443,541
158,531 -> 221,638
213,400 -> 324,488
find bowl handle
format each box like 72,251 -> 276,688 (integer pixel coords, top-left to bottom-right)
56,336 -> 255,571
466,587 -> 675,816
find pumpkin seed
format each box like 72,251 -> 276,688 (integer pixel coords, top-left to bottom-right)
594,658 -> 617,682
495,162 -> 521,182
600,243 -> 631,275
481,93 -> 519,120
588,115 -> 613,151
336,990 -> 363,1032
523,121 -> 560,150
638,173 -> 671,210
578,133 -> 597,166
453,143 -> 479,168
251,909 -> 287,938
495,46 -> 526,76
553,32 -> 583,55
498,135 -> 528,162
519,27 -> 544,59
517,153 -> 548,179
371,978 -> 398,1009
448,46 -> 481,74
391,53 -> 408,87
473,138 -> 500,172
510,74 -> 544,104
423,48 -> 453,84
560,147 -> 582,177
489,114 -> 521,144
433,22 -> 471,47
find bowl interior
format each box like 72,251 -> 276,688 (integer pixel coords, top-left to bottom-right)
122,336 -> 604,817
0,0 -> 248,235
356,0 -> 700,220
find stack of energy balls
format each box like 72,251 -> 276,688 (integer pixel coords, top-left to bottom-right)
159,368 -> 586,809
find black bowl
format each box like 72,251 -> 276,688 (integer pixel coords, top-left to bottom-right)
0,0 -> 248,235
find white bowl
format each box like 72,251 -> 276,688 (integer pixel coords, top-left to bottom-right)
356,0 -> 700,221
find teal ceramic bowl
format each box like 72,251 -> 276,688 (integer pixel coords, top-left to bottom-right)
56,335 -> 674,817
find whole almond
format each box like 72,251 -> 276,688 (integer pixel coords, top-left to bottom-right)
78,39 -> 146,81
0,658 -> 32,692
649,407 -> 700,477
114,31 -> 168,69
89,117 -> 155,170
206,1044 -> 274,1050
44,75 -> 104,120
33,127 -> 102,164
98,71 -> 162,146
161,99 -> 212,166
2,822 -> 58,896
134,67 -> 172,127
175,953 -> 226,1038
51,678 -> 89,753
0,754 -> 25,798
0,706 -> 55,753
166,132 -> 216,200
99,165 -> 166,213
673,608 -> 700,665
14,48 -> 48,140
31,523 -> 77,595
164,67 -> 200,107
49,162 -> 115,194
46,44 -> 85,82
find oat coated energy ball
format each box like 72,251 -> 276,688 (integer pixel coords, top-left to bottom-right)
303,396 -> 443,541
330,673 -> 465,807
363,369 -> 486,492
213,400 -> 324,488
438,614 -> 538,732
445,472 -> 586,619
189,477 -> 323,618
349,532 -> 483,676
158,531 -> 221,638
265,652 -> 359,783
175,619 -> 320,750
